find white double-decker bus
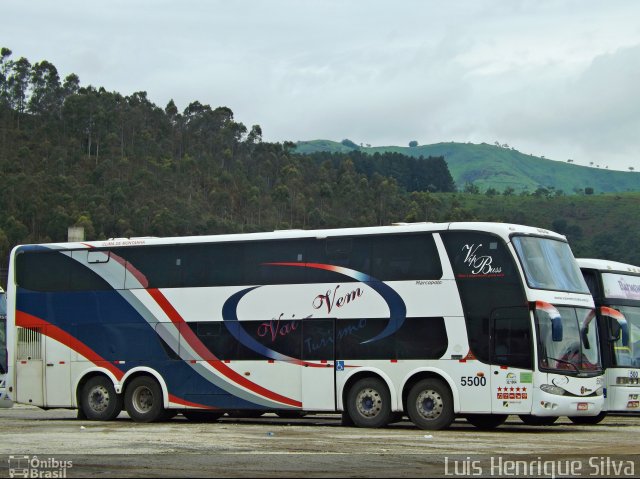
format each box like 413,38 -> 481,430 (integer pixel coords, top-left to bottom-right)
5,222 -> 603,429
573,258 -> 640,424
0,286 -> 12,408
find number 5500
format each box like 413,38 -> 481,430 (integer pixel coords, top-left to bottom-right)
460,376 -> 487,387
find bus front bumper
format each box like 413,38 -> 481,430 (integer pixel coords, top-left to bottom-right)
605,386 -> 640,413
530,387 -> 604,417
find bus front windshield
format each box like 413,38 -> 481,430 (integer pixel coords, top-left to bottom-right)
512,236 -> 589,293
610,306 -> 640,367
536,304 -> 601,374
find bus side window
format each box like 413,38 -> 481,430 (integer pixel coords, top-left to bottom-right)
371,234 -> 443,281
491,307 -> 533,370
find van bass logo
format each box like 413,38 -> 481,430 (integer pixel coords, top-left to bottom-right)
460,244 -> 504,277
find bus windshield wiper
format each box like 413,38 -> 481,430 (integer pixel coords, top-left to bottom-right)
546,356 -> 579,373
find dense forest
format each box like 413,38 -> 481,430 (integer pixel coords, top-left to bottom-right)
0,48 -> 639,285
0,48 -> 454,276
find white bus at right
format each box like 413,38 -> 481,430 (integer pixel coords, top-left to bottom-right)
576,258 -> 640,423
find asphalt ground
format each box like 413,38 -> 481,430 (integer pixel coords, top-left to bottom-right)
0,405 -> 639,477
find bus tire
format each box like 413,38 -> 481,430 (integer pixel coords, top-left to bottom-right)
465,414 -> 508,430
80,376 -> 123,421
182,410 -> 224,422
124,376 -> 164,423
406,378 -> 454,430
569,412 -> 607,425
346,377 -> 392,428
519,415 -> 558,426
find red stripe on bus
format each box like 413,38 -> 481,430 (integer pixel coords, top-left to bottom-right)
79,244 -> 149,289
168,394 -> 220,410
15,311 -> 125,380
147,288 -> 302,408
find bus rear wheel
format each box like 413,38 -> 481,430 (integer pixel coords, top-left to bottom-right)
125,376 -> 164,423
347,377 -> 391,428
80,376 -> 123,421
569,412 -> 607,425
406,378 -> 454,430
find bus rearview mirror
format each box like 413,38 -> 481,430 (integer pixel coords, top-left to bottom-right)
551,316 -> 563,342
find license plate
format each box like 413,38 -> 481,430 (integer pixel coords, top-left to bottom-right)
627,401 -> 639,409
577,403 -> 588,411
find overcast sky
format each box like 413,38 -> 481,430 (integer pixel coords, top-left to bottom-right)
3,0 -> 640,171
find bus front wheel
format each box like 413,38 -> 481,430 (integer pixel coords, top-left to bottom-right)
406,378 -> 454,430
80,376 -> 123,421
569,412 -> 607,425
125,376 -> 164,423
346,377 -> 392,428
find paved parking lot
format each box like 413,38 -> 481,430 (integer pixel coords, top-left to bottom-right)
1,405 -> 639,477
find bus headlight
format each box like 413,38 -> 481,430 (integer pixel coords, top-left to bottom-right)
540,384 -> 566,396
595,387 -> 604,396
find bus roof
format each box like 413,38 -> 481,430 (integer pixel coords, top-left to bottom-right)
13,221 -> 567,252
577,258 -> 640,275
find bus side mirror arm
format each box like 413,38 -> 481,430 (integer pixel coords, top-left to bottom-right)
608,318 -> 621,342
609,318 -> 629,347
551,316 -> 563,342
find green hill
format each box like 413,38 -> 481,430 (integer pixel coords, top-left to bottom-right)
296,140 -> 640,194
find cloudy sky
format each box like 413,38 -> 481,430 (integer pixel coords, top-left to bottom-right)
3,0 -> 640,171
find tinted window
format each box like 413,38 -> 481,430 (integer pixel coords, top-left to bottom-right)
442,231 -> 526,364
16,251 -> 112,292
14,233 -> 443,292
371,234 -> 442,280
187,320 -> 302,360
115,246 -> 182,289
16,251 -> 71,291
244,240 -> 309,285
302,319 -> 335,360
491,307 -> 533,370
180,243 -> 243,287
336,317 -> 447,360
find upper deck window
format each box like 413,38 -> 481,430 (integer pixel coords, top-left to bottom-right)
512,236 -> 589,294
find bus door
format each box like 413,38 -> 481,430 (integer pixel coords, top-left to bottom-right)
16,327 -> 45,406
301,318 -> 336,410
17,327 -> 72,407
490,307 -> 534,414
43,331 -> 72,407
